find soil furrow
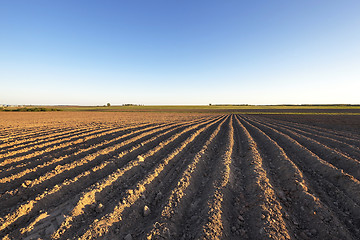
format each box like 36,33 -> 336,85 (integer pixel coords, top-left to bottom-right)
223,115 -> 249,239
76,116 -> 224,239
167,117 -> 230,240
0,126 -> 81,153
145,117 -> 226,240
0,125 -> 110,155
0,123 -> 155,168
0,117 -> 213,209
198,115 -> 234,240
0,124 -> 114,158
1,112 -> 359,240
248,117 -> 360,180
0,126 -> 79,146
245,117 -> 360,204
260,118 -> 360,160
0,121 -> 185,224
0,116 -> 221,239
256,116 -> 360,144
238,116 -> 354,239
233,116 -> 291,240
0,122 -> 172,191
75,116 -> 226,240
48,116 -> 223,240
244,116 -> 360,238
0,119 -> 207,175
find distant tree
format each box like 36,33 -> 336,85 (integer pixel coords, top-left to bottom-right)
209,103 -> 212,106
107,103 -> 111,107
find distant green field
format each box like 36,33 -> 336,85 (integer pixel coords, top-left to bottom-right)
50,105 -> 360,115
2,105 -> 360,114
0,107 -> 62,112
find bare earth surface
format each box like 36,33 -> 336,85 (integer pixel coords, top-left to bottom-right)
0,112 -> 360,240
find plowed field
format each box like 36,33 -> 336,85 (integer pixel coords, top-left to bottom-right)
1,112 -> 360,240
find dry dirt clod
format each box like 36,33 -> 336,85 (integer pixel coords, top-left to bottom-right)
124,233 -> 133,240
310,228 -> 318,236
143,205 -> 151,217
96,203 -> 104,213
236,219 -> 242,227
277,190 -> 286,201
162,228 -> 171,238
21,180 -> 32,188
137,155 -> 144,162
300,232 -> 309,239
155,191 -> 163,202
293,219 -> 299,226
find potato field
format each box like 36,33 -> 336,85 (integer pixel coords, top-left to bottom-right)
0,112 -> 359,240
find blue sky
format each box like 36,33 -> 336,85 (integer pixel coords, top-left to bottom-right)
1,1 -> 359,105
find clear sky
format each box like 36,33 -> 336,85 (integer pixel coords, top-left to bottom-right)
1,1 -> 359,105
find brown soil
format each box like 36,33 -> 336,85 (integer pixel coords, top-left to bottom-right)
258,114 -> 360,134
0,112 -> 359,239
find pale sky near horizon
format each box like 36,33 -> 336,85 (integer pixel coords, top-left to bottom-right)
1,1 -> 359,105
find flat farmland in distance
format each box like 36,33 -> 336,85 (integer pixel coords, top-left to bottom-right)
53,104 -> 360,114
1,111 -> 360,239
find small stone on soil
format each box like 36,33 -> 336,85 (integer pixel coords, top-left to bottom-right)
96,203 -> 104,213
143,205 -> 151,216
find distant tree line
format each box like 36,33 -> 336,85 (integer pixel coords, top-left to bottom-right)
0,107 -> 62,112
209,104 -> 250,106
122,104 -> 144,106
